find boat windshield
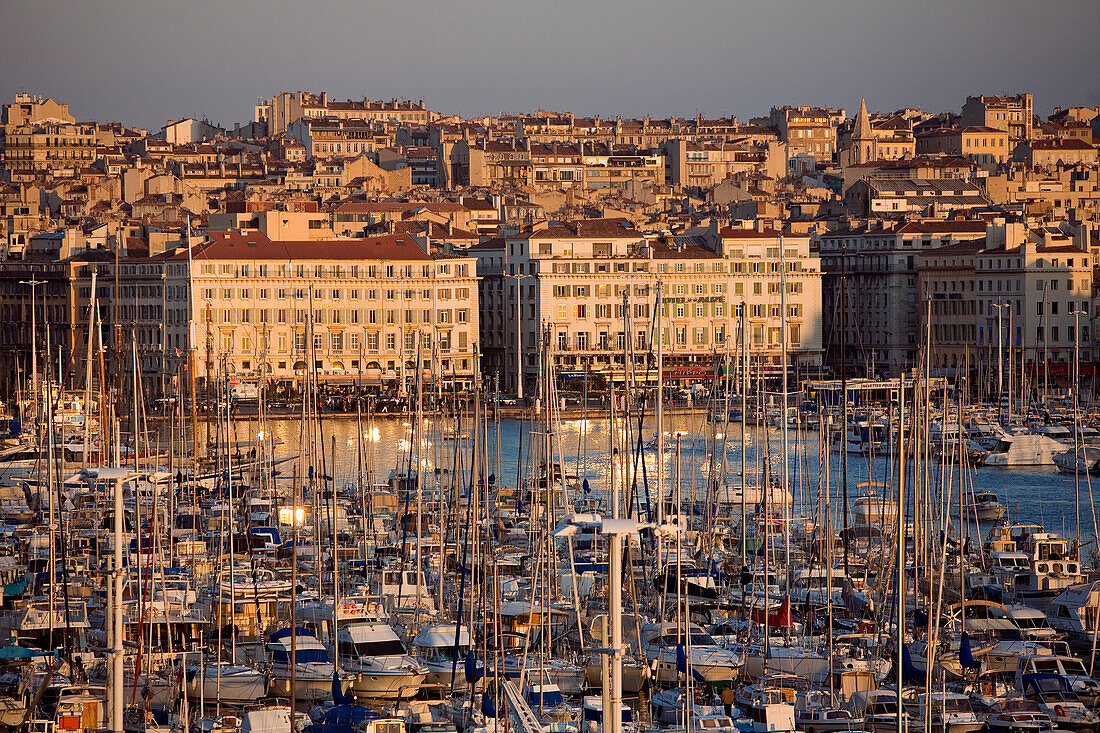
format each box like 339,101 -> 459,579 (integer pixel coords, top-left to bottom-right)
341,639 -> 406,657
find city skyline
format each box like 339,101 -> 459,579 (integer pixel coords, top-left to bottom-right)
2,0 -> 1098,129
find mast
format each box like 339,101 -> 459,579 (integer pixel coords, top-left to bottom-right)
110,467 -> 125,733
779,233 -> 790,580
655,280 -> 664,528
895,377 -> 906,733
185,218 -> 201,464
740,301 -> 748,573
839,243 -> 850,575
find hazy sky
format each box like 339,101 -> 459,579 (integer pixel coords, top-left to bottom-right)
2,0 -> 1098,130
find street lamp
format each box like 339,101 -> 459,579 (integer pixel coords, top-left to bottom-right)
991,302 -> 1010,410
552,513 -> 675,733
502,270 -> 532,400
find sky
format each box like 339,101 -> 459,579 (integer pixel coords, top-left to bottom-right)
1,0 -> 1098,131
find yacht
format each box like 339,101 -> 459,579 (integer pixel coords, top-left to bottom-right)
967,491 -> 1008,522
184,661 -> 267,704
1020,672 -> 1099,730
901,690 -> 984,733
266,626 -> 351,701
337,620 -> 429,698
1053,445 -> 1100,474
1016,651 -> 1100,707
1048,581 -> 1100,643
982,434 -> 1067,467
412,623 -> 475,691
852,490 -> 898,526
641,622 -> 743,685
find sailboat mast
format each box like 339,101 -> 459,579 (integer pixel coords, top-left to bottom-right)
895,376 -> 906,733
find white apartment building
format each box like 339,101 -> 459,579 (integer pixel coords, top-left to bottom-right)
974,221 -> 1095,388
173,230 -> 478,392
475,218 -> 822,395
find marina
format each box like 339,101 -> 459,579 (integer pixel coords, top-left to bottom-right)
1,370 -> 1100,733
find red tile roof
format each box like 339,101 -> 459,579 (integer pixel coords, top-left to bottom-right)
188,230 -> 433,261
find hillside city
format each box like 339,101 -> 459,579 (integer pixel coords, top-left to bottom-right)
2,90 -> 1098,403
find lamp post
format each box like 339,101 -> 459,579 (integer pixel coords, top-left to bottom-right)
992,302 -> 1010,411
552,513 -> 673,733
502,270 -> 532,400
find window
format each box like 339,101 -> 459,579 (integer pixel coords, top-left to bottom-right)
576,304 -> 587,319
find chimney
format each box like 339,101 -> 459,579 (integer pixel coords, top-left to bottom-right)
320,92 -> 328,106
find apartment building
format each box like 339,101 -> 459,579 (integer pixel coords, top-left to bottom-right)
917,239 -> 983,374
842,177 -> 991,218
2,122 -> 97,182
755,106 -> 842,164
255,92 -> 429,135
819,219 -> 989,374
1012,139 -> 1099,169
578,143 -> 665,190
961,93 -> 1034,144
662,139 -> 769,189
915,126 -> 1010,170
0,93 -> 75,161
474,218 -> 822,396
178,231 -> 479,391
974,221 -> 1094,381
286,117 -> 391,158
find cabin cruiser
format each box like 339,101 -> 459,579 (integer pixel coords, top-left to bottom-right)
1014,532 -> 1087,605
412,623 -> 475,691
977,697 -> 1055,732
641,622 -> 743,685
735,675 -> 798,733
266,626 -> 351,701
901,690 -> 984,733
852,491 -> 898,526
982,434 -> 1067,467
845,688 -> 906,733
793,689 -> 861,733
184,660 -> 267,704
1019,672 -> 1099,730
337,620 -> 428,698
1004,605 -> 1059,642
1053,445 -> 1100,474
967,491 -> 1008,522
1016,652 -> 1100,708
1048,580 -> 1100,644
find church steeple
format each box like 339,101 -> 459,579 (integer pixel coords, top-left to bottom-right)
853,98 -> 872,139
851,98 -> 874,164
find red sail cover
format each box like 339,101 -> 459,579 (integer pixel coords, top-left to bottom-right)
751,595 -> 792,627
